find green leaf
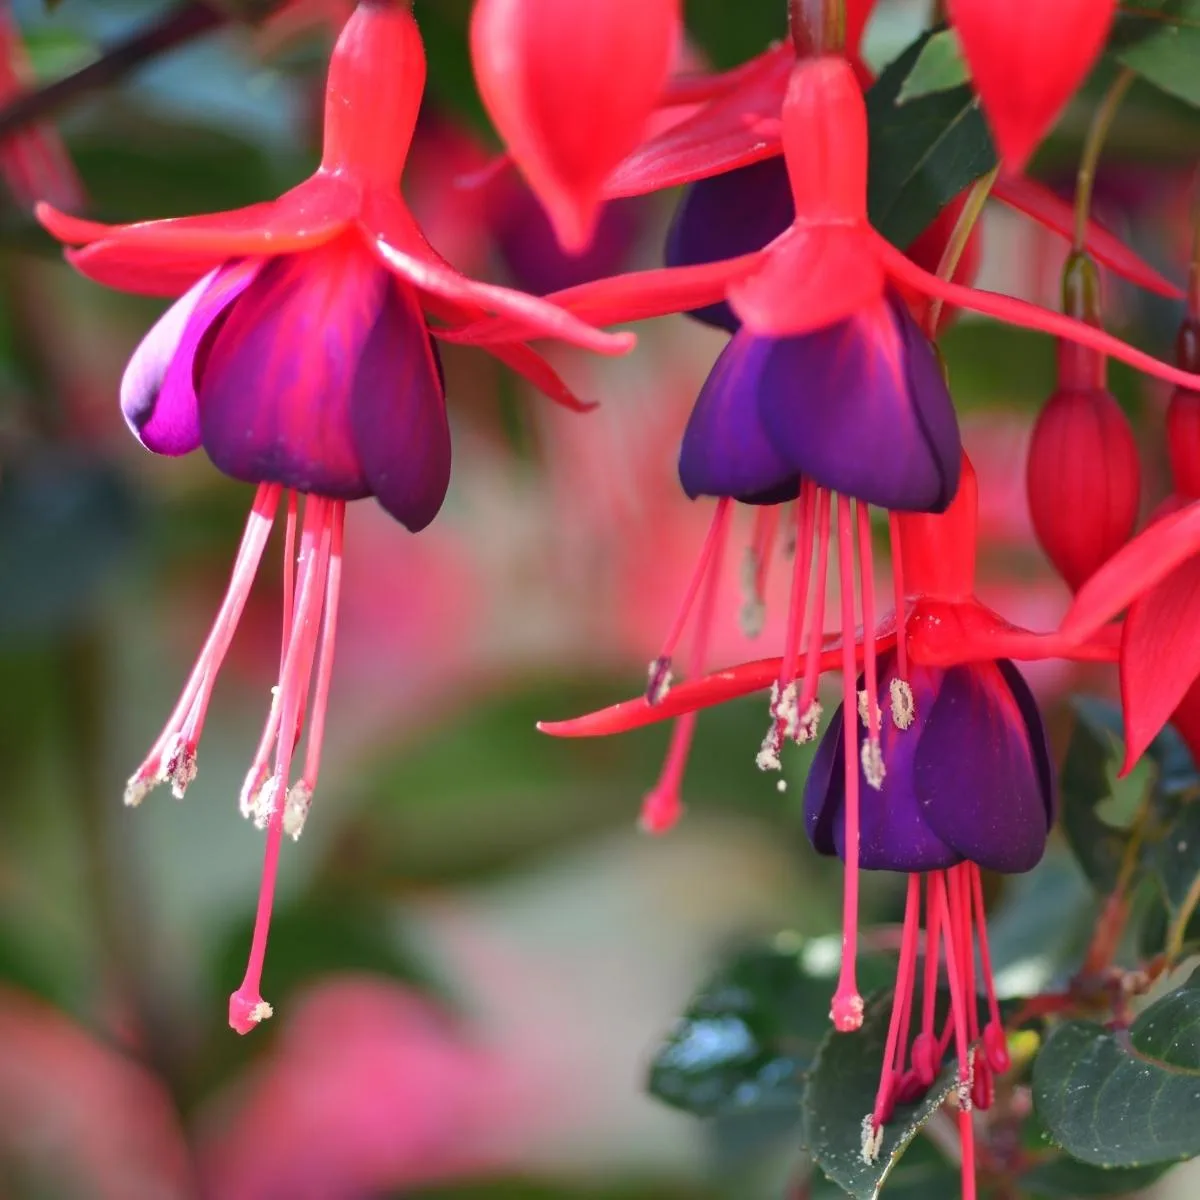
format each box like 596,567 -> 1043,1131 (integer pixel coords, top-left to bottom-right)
683,0 -> 785,71
1059,701 -> 1132,893
896,29 -> 970,105
1148,801 -> 1200,914
1114,2 -> 1200,108
810,1137 -> 960,1198
803,988 -> 959,1199
1020,1156 -> 1171,1198
866,32 -> 996,250
647,936 -> 830,1118
1033,967 -> 1200,1167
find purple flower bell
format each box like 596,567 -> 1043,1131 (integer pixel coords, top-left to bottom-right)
122,237 -> 451,533
804,653 -> 1056,875
664,157 -> 793,331
678,290 -> 961,513
804,651 -> 1052,1169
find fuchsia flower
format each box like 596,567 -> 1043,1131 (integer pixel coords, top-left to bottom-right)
543,458 -> 1116,1042
1026,255 -> 1142,594
36,0 -> 627,1035
948,0 -> 1118,176
447,54 -> 1194,385
471,0 -> 681,251
1061,312 -> 1200,773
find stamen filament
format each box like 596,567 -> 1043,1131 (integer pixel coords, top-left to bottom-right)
888,512 -> 908,680
831,493 -> 863,1031
641,498 -> 732,832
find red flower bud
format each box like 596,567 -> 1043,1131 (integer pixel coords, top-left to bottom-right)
1027,374 -> 1141,593
948,0 -> 1117,174
1167,319 -> 1200,498
471,0 -> 680,252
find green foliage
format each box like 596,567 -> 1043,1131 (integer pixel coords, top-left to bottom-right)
864,33 -> 995,250
1034,968 -> 1200,1167
895,29 -> 969,105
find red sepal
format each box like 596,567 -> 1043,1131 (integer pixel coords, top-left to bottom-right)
604,44 -> 793,198
1063,501 -> 1200,640
540,596 -> 1116,738
471,0 -> 681,250
1120,555 -> 1200,773
992,176 -> 1185,301
948,0 -> 1118,174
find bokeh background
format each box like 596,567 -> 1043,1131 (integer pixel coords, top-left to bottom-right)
2,1 -> 1200,1196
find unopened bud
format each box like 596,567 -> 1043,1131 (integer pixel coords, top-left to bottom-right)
1026,384 -> 1140,592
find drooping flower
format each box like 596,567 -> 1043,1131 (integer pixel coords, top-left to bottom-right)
543,458 -> 1118,1030
37,0 -> 625,1035
947,0 -> 1118,175
1061,312 -> 1200,773
445,54 -> 1200,395
470,0 -> 681,252
1026,253 -> 1141,592
636,284 -> 958,861
804,648 -> 1052,1199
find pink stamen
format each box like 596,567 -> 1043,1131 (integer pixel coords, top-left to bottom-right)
872,873 -> 922,1128
646,498 -> 732,702
229,495 -> 340,1034
888,513 -> 909,679
971,864 -> 1010,1072
299,503 -> 346,797
856,503 -> 883,791
798,489 -> 832,713
640,498 -> 732,834
780,482 -> 816,689
126,483 -> 282,804
831,494 -> 863,1032
751,503 -> 782,602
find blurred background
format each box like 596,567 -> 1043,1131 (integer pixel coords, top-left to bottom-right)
2,1 -> 1200,1197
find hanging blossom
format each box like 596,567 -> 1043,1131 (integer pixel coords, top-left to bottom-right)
1060,301 -> 1200,775
444,53 -> 1196,381
542,458 -> 1118,1040
594,0 -> 1179,303
470,0 -> 681,251
35,0 -> 625,1035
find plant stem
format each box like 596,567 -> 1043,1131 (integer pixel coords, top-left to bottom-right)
788,0 -> 845,56
925,165 -> 999,335
1072,68 -> 1136,250
0,2 -> 288,141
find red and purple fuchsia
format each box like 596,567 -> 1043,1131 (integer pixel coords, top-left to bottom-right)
31,0 -> 1200,1197
37,0 -> 629,1035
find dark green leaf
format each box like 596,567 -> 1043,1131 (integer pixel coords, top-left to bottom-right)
811,1138 -> 960,1198
896,29 -> 969,105
866,33 -> 996,250
0,452 -> 139,639
683,0 -> 784,71
1020,1156 -> 1171,1198
1148,802 -> 1200,913
1059,702 -> 1131,893
1033,967 -> 1200,1167
647,937 -> 830,1118
1114,2 -> 1200,107
803,988 -> 959,1199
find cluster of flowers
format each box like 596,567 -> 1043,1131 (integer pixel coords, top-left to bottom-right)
25,1 -> 1200,1197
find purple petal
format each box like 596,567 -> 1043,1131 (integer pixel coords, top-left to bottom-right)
497,189 -> 646,296
678,331 -> 801,503
997,659 -> 1057,826
754,295 -> 961,513
350,280 -> 451,532
664,158 -> 794,332
197,243 -> 392,499
915,662 -> 1050,874
120,262 -> 259,455
804,661 -> 961,872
